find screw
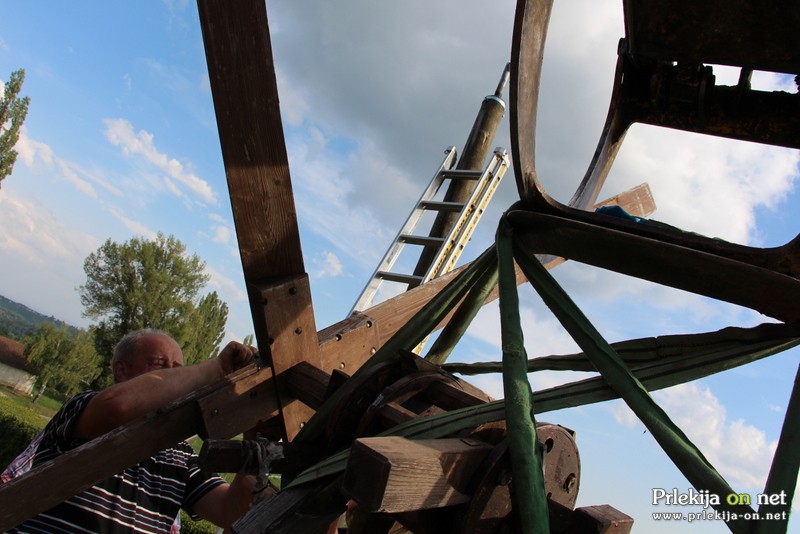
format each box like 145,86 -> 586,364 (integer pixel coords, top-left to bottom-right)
294,327 -> 303,335
339,362 -> 346,369
289,287 -> 297,295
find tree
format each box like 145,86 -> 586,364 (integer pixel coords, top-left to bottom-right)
78,233 -> 229,381
24,324 -> 102,402
0,69 -> 31,186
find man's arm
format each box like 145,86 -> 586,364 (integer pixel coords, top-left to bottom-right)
193,471 -> 259,530
72,342 -> 256,440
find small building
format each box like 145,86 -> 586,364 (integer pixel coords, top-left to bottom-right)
0,336 -> 36,396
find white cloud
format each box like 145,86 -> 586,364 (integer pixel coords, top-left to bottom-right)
15,128 -> 55,169
211,225 -> 231,244
108,206 -> 157,240
311,251 -> 344,279
0,191 -> 98,324
467,300 -> 581,360
608,128 -> 799,246
205,266 -> 247,304
103,118 -> 218,205
288,133 -> 401,268
16,129 -> 124,199
611,383 -> 777,490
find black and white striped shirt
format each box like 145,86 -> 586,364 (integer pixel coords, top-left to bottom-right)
9,391 -> 225,533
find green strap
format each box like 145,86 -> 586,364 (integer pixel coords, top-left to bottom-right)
425,257 -> 499,365
755,365 -> 800,534
512,235 -> 755,534
497,221 -> 549,533
442,323 -> 800,376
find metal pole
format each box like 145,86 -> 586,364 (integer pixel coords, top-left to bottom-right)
409,63 -> 510,287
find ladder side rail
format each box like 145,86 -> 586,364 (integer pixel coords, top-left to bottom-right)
350,147 -> 458,313
423,149 -> 510,284
438,149 -> 509,275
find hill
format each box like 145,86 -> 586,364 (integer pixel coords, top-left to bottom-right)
0,295 -> 75,339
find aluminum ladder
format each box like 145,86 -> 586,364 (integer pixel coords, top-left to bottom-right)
350,146 -> 509,314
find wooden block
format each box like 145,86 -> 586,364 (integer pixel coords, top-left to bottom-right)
568,504 -> 634,533
343,437 -> 493,513
198,365 -> 278,439
252,275 -> 321,440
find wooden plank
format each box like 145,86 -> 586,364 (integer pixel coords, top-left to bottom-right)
198,365 -> 279,439
198,0 -> 319,441
343,437 -> 493,513
0,365 -> 276,532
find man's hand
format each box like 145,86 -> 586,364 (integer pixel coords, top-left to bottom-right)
216,341 -> 258,376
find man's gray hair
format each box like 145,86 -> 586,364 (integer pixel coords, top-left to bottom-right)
112,328 -> 175,367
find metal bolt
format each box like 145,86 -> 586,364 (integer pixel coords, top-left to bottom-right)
289,287 -> 297,295
339,362 -> 346,369
294,327 -> 303,335
211,409 -> 219,416
370,347 -> 377,354
335,334 -> 342,341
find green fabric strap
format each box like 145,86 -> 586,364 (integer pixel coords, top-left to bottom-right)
511,233 -> 755,534
497,222 -> 549,533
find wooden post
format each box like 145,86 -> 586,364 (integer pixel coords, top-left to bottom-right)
197,0 -> 321,440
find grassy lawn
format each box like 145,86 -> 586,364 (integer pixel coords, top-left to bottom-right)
0,386 -> 61,419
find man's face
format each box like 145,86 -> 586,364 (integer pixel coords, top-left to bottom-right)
115,333 -> 185,382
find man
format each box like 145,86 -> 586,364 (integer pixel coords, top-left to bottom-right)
7,329 -> 260,533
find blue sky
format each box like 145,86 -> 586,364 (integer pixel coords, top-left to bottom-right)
1,1 -> 798,532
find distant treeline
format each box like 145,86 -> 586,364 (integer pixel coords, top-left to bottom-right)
0,295 -> 75,340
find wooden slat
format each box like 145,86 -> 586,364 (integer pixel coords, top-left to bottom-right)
0,365 -> 276,532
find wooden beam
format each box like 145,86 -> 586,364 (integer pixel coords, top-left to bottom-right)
343,436 -> 493,513
0,365 -> 276,532
197,0 -> 304,280
198,0 -> 321,440
250,275 -> 321,440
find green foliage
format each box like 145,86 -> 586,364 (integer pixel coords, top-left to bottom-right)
178,511 -> 217,534
0,69 -> 30,185
0,395 -> 47,469
23,324 -> 102,401
0,294 -> 73,339
79,233 -> 228,379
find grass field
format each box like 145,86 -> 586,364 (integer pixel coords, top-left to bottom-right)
0,386 -> 61,419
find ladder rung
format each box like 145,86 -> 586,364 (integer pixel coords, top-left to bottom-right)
400,235 -> 446,247
441,169 -> 482,180
419,200 -> 464,212
377,271 -> 424,285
